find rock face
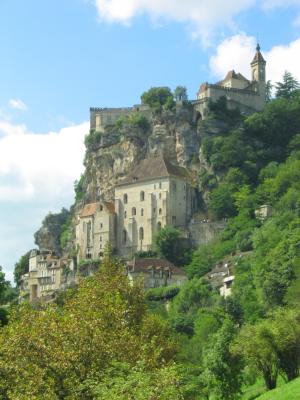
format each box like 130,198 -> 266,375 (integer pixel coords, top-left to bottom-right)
34,208 -> 70,256
81,106 -> 203,205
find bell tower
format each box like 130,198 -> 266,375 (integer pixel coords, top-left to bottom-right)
250,43 -> 266,107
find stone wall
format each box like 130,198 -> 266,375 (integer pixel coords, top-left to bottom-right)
188,220 -> 226,248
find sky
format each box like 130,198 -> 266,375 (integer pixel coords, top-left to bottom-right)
1,0 -> 300,282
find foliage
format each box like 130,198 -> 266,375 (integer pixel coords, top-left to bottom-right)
155,225 -> 190,266
174,86 -> 188,102
13,251 -> 30,286
74,173 -> 86,202
146,285 -> 180,301
0,254 -> 178,398
275,71 -> 300,99
84,128 -> 102,151
134,250 -> 158,258
203,319 -> 243,399
141,87 -> 175,112
208,96 -> 242,124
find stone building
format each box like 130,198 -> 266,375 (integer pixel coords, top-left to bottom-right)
90,104 -> 151,132
126,257 -> 188,288
75,201 -> 116,262
195,44 -> 266,118
26,249 -> 69,302
114,155 -> 196,258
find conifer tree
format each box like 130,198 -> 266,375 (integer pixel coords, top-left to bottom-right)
275,71 -> 300,99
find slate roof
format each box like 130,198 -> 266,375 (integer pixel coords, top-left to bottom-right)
251,44 -> 266,65
127,257 -> 187,276
217,70 -> 249,86
116,155 -> 189,187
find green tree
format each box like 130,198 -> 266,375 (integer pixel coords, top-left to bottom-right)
155,225 -> 183,265
203,319 -> 243,399
174,86 -> 188,102
13,251 -> 31,287
209,183 -> 237,219
141,87 -> 175,113
233,320 -> 279,390
275,71 -> 300,99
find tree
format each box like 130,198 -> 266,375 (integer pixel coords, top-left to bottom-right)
209,183 -> 237,219
275,71 -> 300,99
0,253 -> 178,398
13,251 -> 31,286
141,87 -> 175,113
233,320 -> 279,390
174,86 -> 188,102
203,319 -> 243,399
154,225 -> 184,265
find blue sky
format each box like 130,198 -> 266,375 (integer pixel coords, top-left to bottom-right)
1,0 -> 300,282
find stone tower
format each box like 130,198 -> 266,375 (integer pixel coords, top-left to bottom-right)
251,43 -> 266,96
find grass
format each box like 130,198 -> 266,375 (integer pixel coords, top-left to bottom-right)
256,376 -> 300,400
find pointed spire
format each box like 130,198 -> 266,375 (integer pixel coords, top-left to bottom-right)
251,43 -> 266,65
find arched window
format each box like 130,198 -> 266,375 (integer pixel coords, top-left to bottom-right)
132,207 -> 136,216
139,227 -> 144,241
123,194 -> 128,204
159,208 -> 162,215
122,230 -> 127,244
157,222 -> 162,231
141,208 -> 144,216
140,191 -> 145,201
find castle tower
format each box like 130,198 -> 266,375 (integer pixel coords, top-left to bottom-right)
251,43 -> 266,88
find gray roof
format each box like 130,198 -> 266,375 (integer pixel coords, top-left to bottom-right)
116,155 -> 189,186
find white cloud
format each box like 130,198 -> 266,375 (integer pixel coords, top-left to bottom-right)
0,121 -> 88,202
0,119 -> 88,282
8,98 -> 28,111
209,34 -> 300,85
94,0 -> 256,44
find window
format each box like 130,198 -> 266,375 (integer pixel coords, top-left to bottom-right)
100,236 -> 102,242
140,191 -> 145,201
100,244 -> 102,249
100,223 -> 103,229
122,230 -> 127,244
100,205 -> 103,211
123,194 -> 128,204
153,208 -> 156,214
159,208 -> 162,215
159,182 -> 162,189
132,207 -> 136,216
124,210 -> 127,218
139,227 -> 144,241
141,208 -> 144,216
157,222 -> 162,231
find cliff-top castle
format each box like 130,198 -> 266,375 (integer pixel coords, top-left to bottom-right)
90,44 -> 266,131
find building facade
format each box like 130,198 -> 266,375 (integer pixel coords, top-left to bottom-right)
114,155 -> 196,257
76,201 -> 116,262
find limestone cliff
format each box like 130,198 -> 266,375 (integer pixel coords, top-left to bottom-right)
35,104 -> 230,254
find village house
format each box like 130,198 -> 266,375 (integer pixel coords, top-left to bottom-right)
126,257 -> 188,289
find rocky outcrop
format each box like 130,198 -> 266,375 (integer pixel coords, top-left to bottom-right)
34,208 -> 70,255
